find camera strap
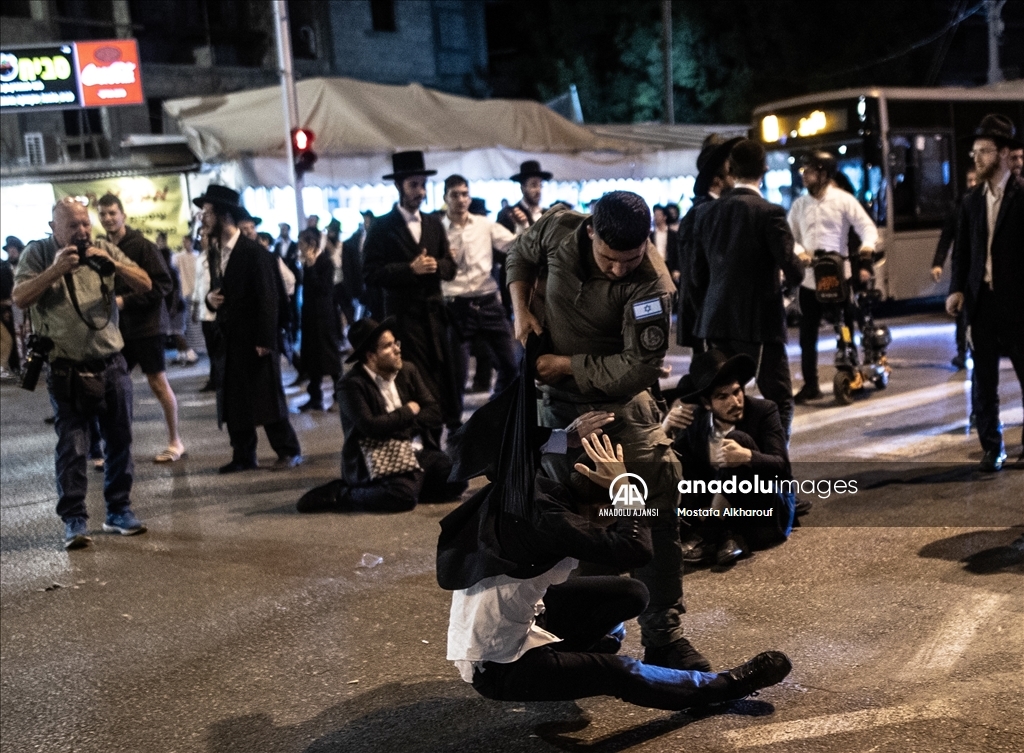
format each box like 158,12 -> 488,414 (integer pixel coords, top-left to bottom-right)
63,272 -> 112,331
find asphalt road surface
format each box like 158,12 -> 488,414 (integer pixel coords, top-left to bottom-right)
2,312 -> 1022,753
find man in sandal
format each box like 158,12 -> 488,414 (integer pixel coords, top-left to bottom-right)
97,193 -> 186,463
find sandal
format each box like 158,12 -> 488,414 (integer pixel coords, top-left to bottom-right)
154,446 -> 186,463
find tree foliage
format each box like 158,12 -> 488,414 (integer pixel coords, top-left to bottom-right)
492,0 -> 971,124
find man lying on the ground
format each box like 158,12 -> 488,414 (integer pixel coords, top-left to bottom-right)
663,349 -> 795,567
444,434 -> 793,710
296,317 -> 467,514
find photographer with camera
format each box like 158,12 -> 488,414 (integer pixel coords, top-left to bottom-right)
12,197 -> 152,550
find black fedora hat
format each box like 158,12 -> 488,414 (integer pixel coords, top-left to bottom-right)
663,349 -> 757,404
192,184 -> 240,210
345,316 -> 398,364
383,151 -> 437,180
239,208 -> 262,226
694,136 -> 743,198
468,197 -> 489,216
4,235 -> 24,252
510,160 -> 553,182
972,113 -> 1023,149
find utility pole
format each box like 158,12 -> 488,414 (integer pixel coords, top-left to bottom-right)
662,0 -> 674,124
985,0 -> 1006,84
272,0 -> 305,226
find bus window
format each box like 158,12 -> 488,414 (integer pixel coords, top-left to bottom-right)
888,131 -> 954,230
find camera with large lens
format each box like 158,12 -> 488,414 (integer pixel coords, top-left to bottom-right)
20,334 -> 55,392
76,238 -> 115,276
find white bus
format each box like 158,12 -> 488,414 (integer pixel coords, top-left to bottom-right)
753,83 -> 1024,301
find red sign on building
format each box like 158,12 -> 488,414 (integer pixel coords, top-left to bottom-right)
75,39 -> 144,108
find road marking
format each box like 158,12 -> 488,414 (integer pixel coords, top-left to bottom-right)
791,381 -> 968,434
905,593 -> 1006,674
722,699 -> 954,749
842,407 -> 1023,459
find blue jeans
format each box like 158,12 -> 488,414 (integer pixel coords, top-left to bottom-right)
471,577 -> 724,710
48,354 -> 135,521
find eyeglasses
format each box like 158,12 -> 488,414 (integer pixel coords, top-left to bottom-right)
969,147 -> 998,158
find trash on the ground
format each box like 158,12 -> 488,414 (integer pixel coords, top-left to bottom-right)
346,679 -> 360,684
421,640 -> 429,644
358,553 -> 383,568
121,614 -> 132,620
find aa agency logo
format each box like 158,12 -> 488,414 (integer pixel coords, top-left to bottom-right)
610,473 -> 647,509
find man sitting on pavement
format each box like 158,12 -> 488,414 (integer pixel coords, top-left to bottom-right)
662,349 -> 796,567
296,317 -> 467,514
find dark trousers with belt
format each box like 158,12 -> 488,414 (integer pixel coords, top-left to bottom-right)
47,354 -> 134,521
710,339 -> 794,439
970,286 -> 1024,453
470,577 -> 724,710
447,293 -> 518,408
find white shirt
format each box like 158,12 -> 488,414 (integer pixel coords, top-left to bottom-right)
707,414 -> 735,469
397,204 -> 422,244
219,228 -> 241,276
788,184 -> 879,289
983,170 -> 1011,285
277,257 -> 296,298
193,251 -> 217,323
652,228 -> 669,262
362,363 -> 402,412
447,557 -> 578,683
441,213 -> 515,298
172,248 -> 197,300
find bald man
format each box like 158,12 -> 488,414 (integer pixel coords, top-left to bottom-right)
13,198 -> 152,550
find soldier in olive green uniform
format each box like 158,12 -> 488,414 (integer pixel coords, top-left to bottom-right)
506,191 -> 711,672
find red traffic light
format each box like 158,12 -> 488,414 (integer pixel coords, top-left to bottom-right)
291,128 -> 314,153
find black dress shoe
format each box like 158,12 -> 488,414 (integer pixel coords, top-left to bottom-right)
219,460 -> 258,474
951,354 -> 967,370
716,532 -> 748,566
682,537 -> 714,565
296,479 -> 346,513
298,401 -> 323,412
794,384 -> 822,404
643,637 -> 713,672
795,497 -> 813,516
979,449 -> 1006,472
272,454 -> 304,471
723,651 -> 792,700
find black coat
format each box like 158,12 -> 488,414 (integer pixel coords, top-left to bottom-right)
951,177 -> 1024,329
341,228 -> 366,299
691,186 -> 803,344
676,195 -> 714,347
300,251 -> 341,377
218,234 -> 288,429
336,361 -> 442,486
362,207 -> 460,424
112,227 -> 172,340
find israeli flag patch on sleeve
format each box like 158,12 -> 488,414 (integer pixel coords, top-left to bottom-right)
632,298 -> 663,321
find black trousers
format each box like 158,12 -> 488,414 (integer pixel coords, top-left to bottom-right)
798,285 -> 860,391
970,287 -> 1024,453
470,577 -> 725,711
447,293 -> 518,410
228,418 -> 301,465
201,320 -> 223,386
709,339 -> 794,439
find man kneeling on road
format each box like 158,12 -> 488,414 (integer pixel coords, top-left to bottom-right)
444,433 -> 793,709
662,349 -> 795,567
296,318 -> 467,514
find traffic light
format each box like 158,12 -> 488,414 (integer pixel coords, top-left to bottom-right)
291,127 -> 318,178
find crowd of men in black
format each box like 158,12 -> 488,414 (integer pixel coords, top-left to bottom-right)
3,112 -> 1021,719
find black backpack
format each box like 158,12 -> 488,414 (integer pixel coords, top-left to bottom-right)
812,252 -> 848,304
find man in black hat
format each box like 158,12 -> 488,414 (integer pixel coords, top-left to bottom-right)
295,317 -> 466,514
947,114 -> 1024,471
677,135 -> 741,351
362,151 -> 460,446
662,349 -> 794,566
344,211 -> 373,319
496,160 -> 553,235
196,185 -> 302,473
1,236 -> 24,377
692,139 -> 805,438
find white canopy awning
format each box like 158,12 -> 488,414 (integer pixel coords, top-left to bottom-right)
164,77 -> 744,186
